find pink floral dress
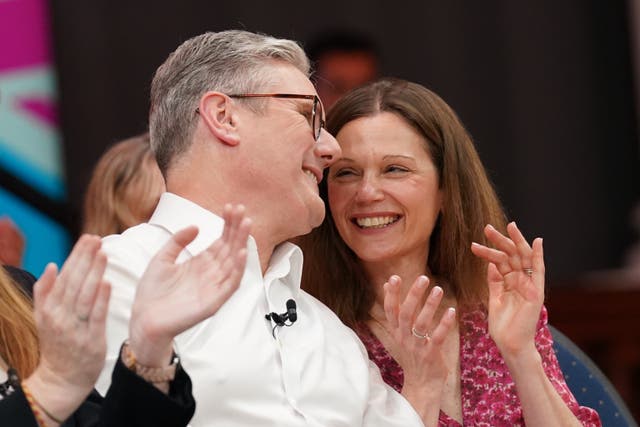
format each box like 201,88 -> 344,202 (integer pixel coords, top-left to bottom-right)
357,306 -> 601,426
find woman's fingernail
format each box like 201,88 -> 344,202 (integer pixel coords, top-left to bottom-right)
417,276 -> 428,288
431,286 -> 442,297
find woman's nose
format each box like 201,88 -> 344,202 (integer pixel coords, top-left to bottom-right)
355,176 -> 383,203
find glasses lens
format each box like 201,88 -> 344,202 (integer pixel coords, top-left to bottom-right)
313,97 -> 323,140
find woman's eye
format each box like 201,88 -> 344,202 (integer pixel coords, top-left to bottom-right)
333,168 -> 356,178
385,165 -> 409,173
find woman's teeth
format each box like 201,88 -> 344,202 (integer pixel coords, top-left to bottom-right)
355,216 -> 399,229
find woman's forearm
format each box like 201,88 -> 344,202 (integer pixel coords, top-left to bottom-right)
504,347 -> 582,427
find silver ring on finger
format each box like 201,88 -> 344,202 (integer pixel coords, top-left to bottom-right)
411,326 -> 430,340
77,314 -> 90,322
523,267 -> 533,277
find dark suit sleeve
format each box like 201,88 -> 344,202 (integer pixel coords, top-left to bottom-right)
63,390 -> 103,427
99,347 -> 196,427
0,386 -> 103,427
0,387 -> 41,427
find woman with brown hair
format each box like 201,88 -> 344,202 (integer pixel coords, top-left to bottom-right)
299,78 -> 600,426
83,133 -> 165,236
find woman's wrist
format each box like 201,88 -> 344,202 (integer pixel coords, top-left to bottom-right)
501,345 -> 543,380
23,367 -> 88,426
121,340 -> 177,394
128,310 -> 176,369
128,337 -> 174,369
401,382 -> 443,424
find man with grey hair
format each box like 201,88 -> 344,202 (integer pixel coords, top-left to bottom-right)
95,30 -> 425,426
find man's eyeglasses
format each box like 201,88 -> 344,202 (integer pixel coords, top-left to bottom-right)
228,93 -> 325,141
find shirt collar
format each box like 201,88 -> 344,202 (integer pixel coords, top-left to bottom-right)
149,192 -> 303,293
149,192 -> 228,256
265,242 -> 303,295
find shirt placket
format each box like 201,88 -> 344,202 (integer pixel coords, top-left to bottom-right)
264,270 -> 306,420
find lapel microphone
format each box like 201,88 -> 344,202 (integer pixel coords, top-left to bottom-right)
265,299 -> 297,337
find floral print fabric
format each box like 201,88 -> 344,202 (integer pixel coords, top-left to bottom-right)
357,306 -> 601,426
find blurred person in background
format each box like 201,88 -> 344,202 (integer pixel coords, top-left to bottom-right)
306,29 -> 380,111
82,133 -> 165,236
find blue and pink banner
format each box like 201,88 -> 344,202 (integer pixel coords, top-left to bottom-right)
0,0 -> 70,273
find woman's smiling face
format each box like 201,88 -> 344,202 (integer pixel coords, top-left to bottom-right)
328,112 -> 442,266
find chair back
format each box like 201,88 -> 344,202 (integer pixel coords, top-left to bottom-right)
550,325 -> 638,426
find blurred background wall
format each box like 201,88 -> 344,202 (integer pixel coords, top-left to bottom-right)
49,0 -> 639,281
0,0 -> 71,272
1,0 -> 639,418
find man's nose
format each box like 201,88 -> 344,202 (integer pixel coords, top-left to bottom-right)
315,128 -> 341,168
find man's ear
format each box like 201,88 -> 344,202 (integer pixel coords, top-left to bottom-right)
198,92 -> 240,146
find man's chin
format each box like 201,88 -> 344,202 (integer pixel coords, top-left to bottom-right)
288,207 -> 325,239
308,204 -> 326,230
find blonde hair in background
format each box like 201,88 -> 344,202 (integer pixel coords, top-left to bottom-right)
0,267 -> 38,378
83,133 -> 165,236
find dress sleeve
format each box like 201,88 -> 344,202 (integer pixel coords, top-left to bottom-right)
535,306 -> 602,427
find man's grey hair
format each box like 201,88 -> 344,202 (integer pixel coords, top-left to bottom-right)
149,30 -> 310,175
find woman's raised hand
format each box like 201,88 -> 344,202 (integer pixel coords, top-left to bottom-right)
471,222 -> 545,359
381,275 -> 456,425
24,235 -> 111,423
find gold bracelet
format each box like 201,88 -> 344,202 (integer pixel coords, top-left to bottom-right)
21,381 -> 63,426
121,341 -> 178,383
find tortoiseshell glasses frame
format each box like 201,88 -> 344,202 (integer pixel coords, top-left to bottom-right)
228,93 -> 325,141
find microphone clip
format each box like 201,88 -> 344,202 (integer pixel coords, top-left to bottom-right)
264,311 -> 288,326
265,299 -> 297,337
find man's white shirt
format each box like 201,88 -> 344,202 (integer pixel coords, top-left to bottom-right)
96,192 -> 423,426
